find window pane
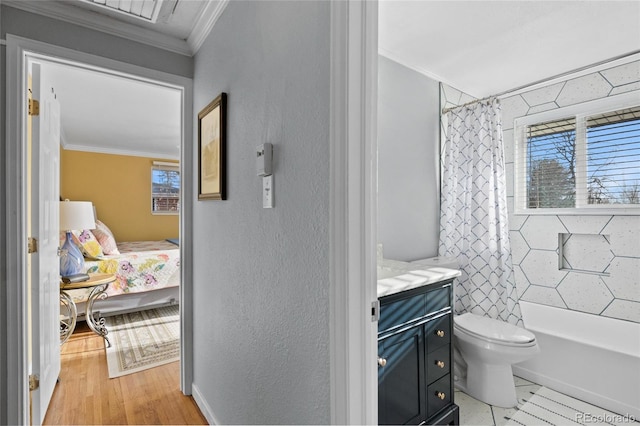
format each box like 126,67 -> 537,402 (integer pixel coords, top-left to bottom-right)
152,168 -> 180,213
586,106 -> 640,205
526,118 -> 576,208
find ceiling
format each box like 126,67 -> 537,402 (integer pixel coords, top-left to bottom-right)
8,0 -> 640,159
379,1 -> 640,98
43,61 -> 182,160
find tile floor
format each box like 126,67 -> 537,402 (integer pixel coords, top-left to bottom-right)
455,376 -> 541,426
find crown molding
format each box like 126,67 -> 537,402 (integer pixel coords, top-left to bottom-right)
2,0 -> 192,56
187,0 -> 229,54
63,143 -> 179,160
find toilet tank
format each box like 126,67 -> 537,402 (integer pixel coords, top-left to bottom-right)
410,256 -> 459,270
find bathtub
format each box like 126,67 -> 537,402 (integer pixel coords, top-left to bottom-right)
513,301 -> 640,418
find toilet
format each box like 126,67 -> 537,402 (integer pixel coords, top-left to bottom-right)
410,256 -> 540,408
453,312 -> 539,407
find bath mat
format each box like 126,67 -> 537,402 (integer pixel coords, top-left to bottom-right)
104,305 -> 180,378
505,387 -> 632,426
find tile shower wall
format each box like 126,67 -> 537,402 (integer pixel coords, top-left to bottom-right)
440,60 -> 640,324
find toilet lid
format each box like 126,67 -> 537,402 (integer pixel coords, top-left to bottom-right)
454,312 -> 536,344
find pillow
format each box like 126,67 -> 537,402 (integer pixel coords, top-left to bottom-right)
92,219 -> 120,255
71,229 -> 104,259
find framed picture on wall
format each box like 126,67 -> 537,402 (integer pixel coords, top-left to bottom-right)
198,92 -> 227,200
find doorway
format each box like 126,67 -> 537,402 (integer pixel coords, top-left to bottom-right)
5,35 -> 194,425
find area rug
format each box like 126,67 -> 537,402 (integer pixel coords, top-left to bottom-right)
506,387 -> 633,426
104,305 -> 180,378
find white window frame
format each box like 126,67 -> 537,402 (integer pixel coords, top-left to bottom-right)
514,90 -> 640,215
151,161 -> 180,215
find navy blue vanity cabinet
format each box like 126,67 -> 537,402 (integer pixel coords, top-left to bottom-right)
378,280 -> 459,425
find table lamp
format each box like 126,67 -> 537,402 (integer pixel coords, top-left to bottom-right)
59,200 -> 96,276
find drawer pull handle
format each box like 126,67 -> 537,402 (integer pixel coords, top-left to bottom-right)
436,360 -> 445,368
377,357 -> 387,367
436,391 -> 446,400
436,330 -> 445,338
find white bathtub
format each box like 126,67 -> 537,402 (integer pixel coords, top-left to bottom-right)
513,301 -> 640,418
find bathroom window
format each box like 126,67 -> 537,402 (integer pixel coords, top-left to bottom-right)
515,92 -> 640,214
151,162 -> 180,214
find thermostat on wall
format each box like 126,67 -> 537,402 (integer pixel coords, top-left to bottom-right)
257,143 -> 273,177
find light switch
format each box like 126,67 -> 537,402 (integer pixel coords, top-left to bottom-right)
263,175 -> 274,208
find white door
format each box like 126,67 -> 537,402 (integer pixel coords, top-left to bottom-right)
30,61 -> 62,425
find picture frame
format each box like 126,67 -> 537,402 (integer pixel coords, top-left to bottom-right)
198,92 -> 227,200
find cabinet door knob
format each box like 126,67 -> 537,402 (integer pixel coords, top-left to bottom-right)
436,330 -> 445,338
436,391 -> 446,400
436,360 -> 445,368
378,356 -> 387,367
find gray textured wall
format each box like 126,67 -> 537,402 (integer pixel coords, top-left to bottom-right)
191,1 -> 331,423
378,55 -> 440,262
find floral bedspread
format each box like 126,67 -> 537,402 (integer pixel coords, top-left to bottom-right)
65,240 -> 180,303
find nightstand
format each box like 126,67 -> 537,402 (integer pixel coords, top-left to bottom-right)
60,273 -> 116,347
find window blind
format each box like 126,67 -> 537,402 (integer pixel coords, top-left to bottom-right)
151,166 -> 180,214
585,106 -> 640,204
526,117 -> 577,208
522,104 -> 640,209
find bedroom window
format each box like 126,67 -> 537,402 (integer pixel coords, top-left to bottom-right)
515,92 -> 640,214
152,161 -> 180,214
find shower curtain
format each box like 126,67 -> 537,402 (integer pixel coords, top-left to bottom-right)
439,98 -> 523,326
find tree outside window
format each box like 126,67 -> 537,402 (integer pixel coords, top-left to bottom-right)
152,166 -> 180,214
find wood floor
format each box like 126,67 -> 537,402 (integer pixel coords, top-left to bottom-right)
43,322 -> 208,425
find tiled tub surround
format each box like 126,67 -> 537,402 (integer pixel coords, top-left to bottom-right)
510,215 -> 640,321
443,60 -> 640,324
440,58 -> 640,421
501,59 -> 640,324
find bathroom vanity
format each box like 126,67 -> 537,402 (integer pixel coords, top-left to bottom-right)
378,268 -> 460,425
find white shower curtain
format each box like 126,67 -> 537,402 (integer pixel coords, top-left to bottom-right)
439,98 -> 523,326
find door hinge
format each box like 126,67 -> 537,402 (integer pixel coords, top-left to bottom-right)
29,374 -> 39,391
371,300 -> 380,322
27,237 -> 38,254
28,99 -> 40,116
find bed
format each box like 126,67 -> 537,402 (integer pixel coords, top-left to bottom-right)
65,239 -> 180,317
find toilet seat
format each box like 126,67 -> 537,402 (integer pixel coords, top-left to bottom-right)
454,313 -> 536,347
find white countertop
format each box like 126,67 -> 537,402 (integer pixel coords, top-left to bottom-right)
377,263 -> 461,298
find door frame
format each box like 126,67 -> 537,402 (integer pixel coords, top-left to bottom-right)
329,1 -> 379,424
4,34 -> 194,425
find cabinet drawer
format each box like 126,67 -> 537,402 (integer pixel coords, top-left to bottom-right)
426,286 -> 450,313
426,345 -> 450,383
379,293 -> 425,332
427,374 -> 452,418
425,313 -> 451,351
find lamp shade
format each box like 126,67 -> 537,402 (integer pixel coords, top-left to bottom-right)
60,201 -> 96,231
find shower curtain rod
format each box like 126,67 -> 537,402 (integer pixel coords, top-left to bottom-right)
441,49 -> 640,115
441,96 -> 496,114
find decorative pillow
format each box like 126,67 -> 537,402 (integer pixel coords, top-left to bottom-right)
92,219 -> 120,255
71,229 -> 104,259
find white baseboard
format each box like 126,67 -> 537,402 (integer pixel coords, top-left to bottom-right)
191,383 -> 220,425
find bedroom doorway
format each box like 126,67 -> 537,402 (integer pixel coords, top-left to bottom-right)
5,35 -> 194,425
